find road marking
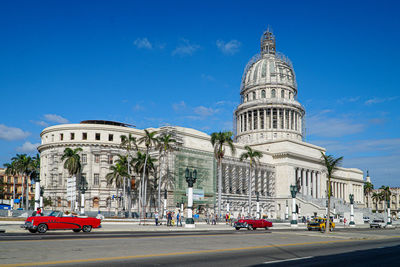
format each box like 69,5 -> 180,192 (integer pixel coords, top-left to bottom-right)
263,256 -> 313,264
0,232 -> 271,243
2,239 -> 357,266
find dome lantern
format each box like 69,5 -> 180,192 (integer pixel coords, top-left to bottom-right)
260,28 -> 276,55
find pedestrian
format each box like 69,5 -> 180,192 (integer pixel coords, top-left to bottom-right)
167,211 -> 172,226
344,218 -> 347,227
176,211 -> 180,227
225,213 -> 229,224
212,213 -> 216,225
155,211 -> 159,226
36,207 -> 42,216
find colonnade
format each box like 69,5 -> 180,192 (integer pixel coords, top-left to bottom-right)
237,108 -> 302,133
221,160 -> 275,197
295,168 -> 320,198
331,180 -> 348,200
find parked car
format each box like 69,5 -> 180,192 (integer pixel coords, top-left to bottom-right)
307,217 -> 335,231
370,219 -> 386,228
21,211 -> 102,233
234,218 -> 273,230
363,216 -> 370,223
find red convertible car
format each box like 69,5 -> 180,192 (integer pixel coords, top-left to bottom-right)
234,218 -> 273,230
21,211 -> 102,233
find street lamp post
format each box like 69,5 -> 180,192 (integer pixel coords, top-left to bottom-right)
39,187 -> 44,209
290,185 -> 298,227
349,194 -> 355,227
387,200 -> 392,225
180,197 -> 184,213
163,189 -> 167,219
78,177 -> 88,215
256,192 -> 260,219
227,198 -> 230,213
34,174 -> 41,211
285,200 -> 289,220
185,167 -> 197,228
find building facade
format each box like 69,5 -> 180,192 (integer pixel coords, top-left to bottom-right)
0,168 -> 34,208
38,30 -> 365,219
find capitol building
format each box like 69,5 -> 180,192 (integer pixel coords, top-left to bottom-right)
38,30 -> 365,219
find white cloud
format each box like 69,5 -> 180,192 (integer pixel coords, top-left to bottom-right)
133,38 -> 153,49
30,120 -> 49,127
43,114 -> 69,124
337,96 -> 360,104
133,104 -> 144,111
365,96 -> 398,105
16,141 -> 40,153
0,124 -> 30,141
193,106 -> 219,117
307,112 -> 364,137
216,39 -> 241,55
172,39 -> 200,56
172,101 -> 186,111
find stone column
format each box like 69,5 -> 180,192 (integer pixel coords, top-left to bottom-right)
270,108 -> 273,129
264,109 -> 267,129
257,109 -> 261,130
301,169 -> 306,195
312,171 -> 316,198
283,109 -> 286,129
316,172 -> 319,198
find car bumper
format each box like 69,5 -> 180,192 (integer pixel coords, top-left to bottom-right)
234,222 -> 248,228
21,222 -> 37,230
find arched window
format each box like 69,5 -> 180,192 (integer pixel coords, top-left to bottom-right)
106,197 -> 111,208
271,89 -> 276,98
289,92 -> 292,99
93,197 -> 99,209
252,92 -> 256,100
281,90 -> 285,98
261,90 -> 266,98
246,94 -> 249,102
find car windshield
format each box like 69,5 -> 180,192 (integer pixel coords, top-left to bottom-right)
48,211 -> 62,217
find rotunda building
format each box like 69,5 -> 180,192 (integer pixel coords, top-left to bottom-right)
235,30 -> 305,144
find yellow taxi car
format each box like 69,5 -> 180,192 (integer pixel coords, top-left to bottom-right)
307,217 -> 335,231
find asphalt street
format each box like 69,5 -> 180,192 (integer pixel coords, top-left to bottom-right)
1,228 -> 400,266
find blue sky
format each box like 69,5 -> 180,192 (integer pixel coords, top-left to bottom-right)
1,0 -> 399,187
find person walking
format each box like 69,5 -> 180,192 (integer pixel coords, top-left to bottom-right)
167,211 -> 172,226
155,211 -> 159,226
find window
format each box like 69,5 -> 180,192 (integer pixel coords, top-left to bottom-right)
95,133 -> 100,140
70,133 -> 75,140
108,134 -> 113,141
93,197 -> 99,208
94,154 -> 100,163
60,133 -> 64,141
252,92 -> 256,100
281,90 -> 285,98
289,92 -> 292,99
82,133 -> 87,140
108,155 -> 113,165
246,94 -> 248,102
51,134 -> 54,142
261,90 -> 266,98
271,89 -> 276,98
58,174 -> 62,186
94,174 -> 99,186
82,154 -> 87,164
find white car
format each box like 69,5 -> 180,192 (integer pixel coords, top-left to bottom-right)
370,219 -> 386,228
363,216 -> 370,223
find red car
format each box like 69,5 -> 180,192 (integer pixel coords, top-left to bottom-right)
21,211 -> 102,233
234,218 -> 273,230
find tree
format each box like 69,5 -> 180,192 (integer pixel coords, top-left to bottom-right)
371,192 -> 381,213
138,129 -> 159,220
156,133 -> 177,213
11,154 -> 33,210
364,182 -> 374,209
380,185 -> 391,214
210,131 -> 235,219
120,134 -> 138,218
106,155 -> 129,215
240,145 -> 263,217
321,152 -> 343,233
61,147 -> 83,211
131,150 -> 157,219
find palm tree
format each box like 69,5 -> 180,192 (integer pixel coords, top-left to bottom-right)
106,156 -> 129,215
61,147 -> 83,211
380,185 -> 391,215
210,131 -> 235,219
156,133 -> 177,213
321,152 -> 343,233
371,192 -> 381,213
11,154 -> 33,210
364,182 -> 374,209
240,146 -> 263,217
120,134 -> 138,218
138,129 -> 159,220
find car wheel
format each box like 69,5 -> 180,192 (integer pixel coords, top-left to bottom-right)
265,227 -> 269,230
73,229 -> 81,233
235,227 -> 240,230
248,225 -> 253,231
308,228 -> 312,231
28,229 -> 37,233
82,225 -> 92,233
37,224 -> 48,234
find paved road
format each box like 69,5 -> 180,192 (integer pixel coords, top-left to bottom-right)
1,228 -> 400,266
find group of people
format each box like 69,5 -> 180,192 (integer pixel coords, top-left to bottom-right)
154,210 -> 183,227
